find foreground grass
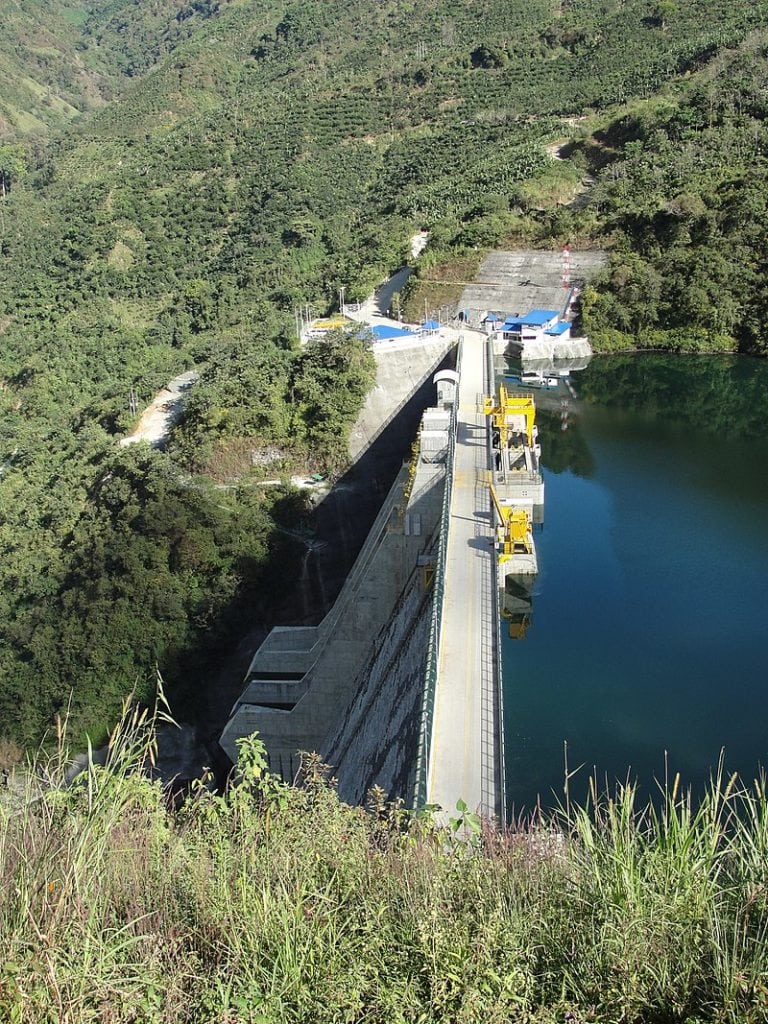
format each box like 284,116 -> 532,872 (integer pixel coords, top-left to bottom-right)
2,706 -> 768,1023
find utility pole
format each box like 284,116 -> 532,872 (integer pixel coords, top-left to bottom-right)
339,285 -> 345,316
562,244 -> 571,291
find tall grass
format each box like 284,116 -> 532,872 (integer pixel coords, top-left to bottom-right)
2,702 -> 768,1023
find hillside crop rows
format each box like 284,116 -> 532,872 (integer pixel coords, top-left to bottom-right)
1,0 -> 768,748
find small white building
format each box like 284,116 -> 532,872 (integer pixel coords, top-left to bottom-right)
481,312 -> 502,335
500,308 -> 575,358
501,309 -> 560,345
544,320 -> 572,343
433,368 -> 459,408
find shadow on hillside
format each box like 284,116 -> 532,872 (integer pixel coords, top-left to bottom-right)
275,348 -> 456,626
188,347 -> 457,768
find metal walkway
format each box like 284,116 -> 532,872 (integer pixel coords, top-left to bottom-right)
426,331 -> 501,820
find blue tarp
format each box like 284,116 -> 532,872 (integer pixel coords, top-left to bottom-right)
421,319 -> 440,330
368,325 -> 416,341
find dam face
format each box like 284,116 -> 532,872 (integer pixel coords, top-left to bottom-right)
220,334 -> 457,800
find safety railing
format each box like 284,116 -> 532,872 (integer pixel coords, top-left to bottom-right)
491,545 -> 507,828
484,331 -> 507,824
412,338 -> 463,809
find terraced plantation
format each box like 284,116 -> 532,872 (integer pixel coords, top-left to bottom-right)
1,0 -> 768,753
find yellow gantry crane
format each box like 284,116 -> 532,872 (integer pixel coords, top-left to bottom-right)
489,483 -> 533,562
483,385 -> 537,449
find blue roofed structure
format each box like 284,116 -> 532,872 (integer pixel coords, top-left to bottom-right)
502,308 -> 568,347
367,324 -> 417,342
544,321 -> 572,337
517,309 -> 559,326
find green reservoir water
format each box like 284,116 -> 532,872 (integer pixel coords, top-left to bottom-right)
501,354 -> 768,814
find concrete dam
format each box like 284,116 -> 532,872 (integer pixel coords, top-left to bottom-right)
220,250 -> 605,818
220,332 -> 467,811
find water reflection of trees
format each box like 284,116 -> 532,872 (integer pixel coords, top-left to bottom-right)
576,355 -> 768,442
537,408 -> 595,478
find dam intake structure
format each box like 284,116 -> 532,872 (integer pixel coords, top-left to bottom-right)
484,379 -> 544,642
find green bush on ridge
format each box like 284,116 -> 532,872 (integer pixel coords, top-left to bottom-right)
3,697 -> 768,1023
572,41 -> 768,357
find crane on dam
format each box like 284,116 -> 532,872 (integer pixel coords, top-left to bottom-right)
489,482 -> 533,561
483,385 -> 539,479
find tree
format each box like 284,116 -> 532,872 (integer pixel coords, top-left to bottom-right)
652,1 -> 678,30
470,44 -> 508,69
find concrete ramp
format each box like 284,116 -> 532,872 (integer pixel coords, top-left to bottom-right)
459,250 -> 607,325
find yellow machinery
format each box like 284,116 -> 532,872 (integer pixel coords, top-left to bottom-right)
483,385 -> 536,449
489,484 -> 533,562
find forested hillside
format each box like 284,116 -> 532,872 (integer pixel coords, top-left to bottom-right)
0,0 -> 229,137
1,0 -> 767,752
0,0 -> 107,136
577,39 -> 768,355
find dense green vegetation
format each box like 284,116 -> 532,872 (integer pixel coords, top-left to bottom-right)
0,0 -> 226,136
0,0 -> 106,135
3,0 -> 768,747
4,709 -> 768,1023
575,38 -> 768,356
0,326 -> 373,747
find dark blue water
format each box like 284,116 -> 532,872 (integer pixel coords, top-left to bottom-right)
502,354 -> 768,813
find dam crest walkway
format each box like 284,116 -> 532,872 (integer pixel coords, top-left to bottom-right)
423,331 -> 504,821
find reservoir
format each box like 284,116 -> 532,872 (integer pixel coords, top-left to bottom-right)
501,354 -> 768,814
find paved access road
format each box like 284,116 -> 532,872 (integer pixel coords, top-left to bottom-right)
427,331 -> 499,819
